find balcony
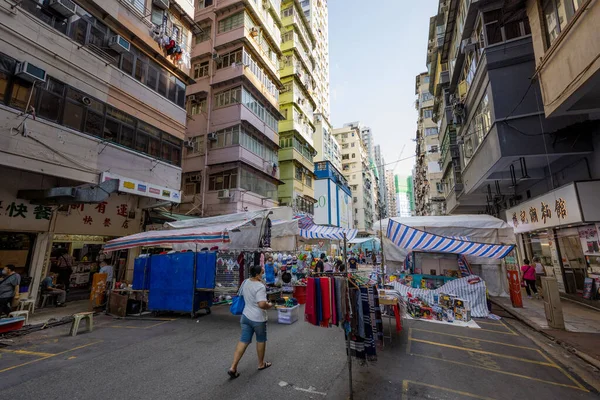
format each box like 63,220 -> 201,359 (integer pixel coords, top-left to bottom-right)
279,119 -> 314,146
207,146 -> 279,179
281,6 -> 315,51
278,147 -> 314,172
210,104 -> 278,146
211,62 -> 279,109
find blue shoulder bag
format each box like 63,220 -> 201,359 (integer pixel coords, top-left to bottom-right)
230,280 -> 246,315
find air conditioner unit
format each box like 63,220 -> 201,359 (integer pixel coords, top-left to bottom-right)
153,0 -> 169,10
217,189 -> 231,199
188,94 -> 198,103
460,38 -> 477,54
212,52 -> 220,60
189,173 -> 201,182
49,0 -> 77,17
183,139 -> 194,149
207,132 -> 217,141
15,62 -> 46,83
108,35 -> 131,53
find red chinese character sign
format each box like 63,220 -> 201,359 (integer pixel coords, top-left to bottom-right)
53,194 -> 140,236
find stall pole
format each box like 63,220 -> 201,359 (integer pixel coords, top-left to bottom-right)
342,234 -> 353,400
379,217 -> 386,284
191,244 -> 198,318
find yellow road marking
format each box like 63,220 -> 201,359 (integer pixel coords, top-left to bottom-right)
0,341 -> 102,374
401,380 -> 409,400
403,380 -> 498,400
474,320 -> 504,326
410,353 -> 588,391
474,327 -> 517,336
536,348 -> 588,391
411,328 -> 538,350
406,328 -> 412,355
0,349 -> 55,357
108,319 -> 174,330
499,320 -> 518,335
410,338 -> 555,366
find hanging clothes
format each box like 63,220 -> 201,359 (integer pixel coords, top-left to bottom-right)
305,277 -> 317,325
315,278 -> 322,325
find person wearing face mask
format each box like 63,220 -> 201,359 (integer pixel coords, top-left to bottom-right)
0,264 -> 21,316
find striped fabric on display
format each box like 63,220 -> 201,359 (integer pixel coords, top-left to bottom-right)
299,225 -> 359,240
104,231 -> 230,252
391,277 -> 489,318
293,213 -> 315,230
385,220 -> 513,260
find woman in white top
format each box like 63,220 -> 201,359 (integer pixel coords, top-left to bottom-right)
228,264 -> 274,379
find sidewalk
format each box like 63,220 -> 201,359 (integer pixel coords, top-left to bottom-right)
28,299 -> 92,326
492,293 -> 600,366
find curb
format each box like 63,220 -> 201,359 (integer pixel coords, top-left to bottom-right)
491,299 -> 600,371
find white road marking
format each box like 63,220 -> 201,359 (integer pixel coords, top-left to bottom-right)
278,381 -> 326,396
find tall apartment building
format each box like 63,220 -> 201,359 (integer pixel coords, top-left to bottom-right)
385,170 -> 397,218
374,144 -> 388,218
333,124 -> 374,232
300,0 -> 330,118
313,112 -> 341,171
429,0 -> 600,296
181,0 -> 284,216
414,72 -> 445,216
406,175 -> 416,215
0,0 -> 194,302
277,0 -> 318,214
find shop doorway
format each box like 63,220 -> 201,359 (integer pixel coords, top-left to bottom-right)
557,235 -> 587,293
0,231 -> 36,293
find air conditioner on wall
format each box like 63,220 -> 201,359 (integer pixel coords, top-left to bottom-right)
108,35 -> 131,53
153,0 -> 169,10
49,0 -> 77,17
183,139 -> 194,149
189,173 -> 201,182
217,189 -> 231,199
207,132 -> 217,141
15,62 -> 46,83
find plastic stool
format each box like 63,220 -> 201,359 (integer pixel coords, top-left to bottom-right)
40,293 -> 58,308
18,299 -> 36,314
70,312 -> 94,336
9,310 -> 29,325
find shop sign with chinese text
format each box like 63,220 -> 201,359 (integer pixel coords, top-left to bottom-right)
53,194 -> 141,237
0,183 -> 53,232
505,181 -> 600,234
100,172 -> 181,204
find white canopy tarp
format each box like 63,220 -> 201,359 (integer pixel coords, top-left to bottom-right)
349,237 -> 380,245
377,215 -> 515,297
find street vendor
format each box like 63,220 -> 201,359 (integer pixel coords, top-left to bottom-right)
264,256 -> 277,285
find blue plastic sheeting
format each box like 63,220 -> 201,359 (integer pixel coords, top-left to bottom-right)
148,252 -> 196,313
195,252 -> 216,289
132,257 -> 152,290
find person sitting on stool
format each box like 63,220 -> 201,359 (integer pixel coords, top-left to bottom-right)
0,264 -> 20,316
41,273 -> 67,307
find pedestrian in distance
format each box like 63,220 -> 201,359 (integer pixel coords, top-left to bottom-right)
0,264 -> 21,316
228,264 -> 274,379
263,256 -> 277,286
520,259 -> 539,299
533,256 -> 546,293
315,253 -> 326,273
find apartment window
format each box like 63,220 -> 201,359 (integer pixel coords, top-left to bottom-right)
216,49 -> 243,69
196,25 -> 211,43
423,108 -> 433,119
462,93 -> 492,164
342,144 -> 349,149
218,12 -> 244,34
282,31 -> 294,43
197,0 -> 213,9
422,92 -> 433,102
351,153 -> 356,159
422,76 -> 430,84
190,99 -> 207,115
188,136 -> 205,155
209,125 -> 241,149
241,169 -> 277,200
542,0 -> 581,46
208,169 -> 238,191
214,86 -> 242,108
151,6 -> 164,26
282,7 -> 294,18
241,88 -> 278,132
36,78 -> 65,122
295,167 -> 303,181
425,127 -> 438,137
429,145 -> 439,153
305,174 -> 312,187
482,9 -> 531,47
124,0 -> 145,13
194,61 -> 209,79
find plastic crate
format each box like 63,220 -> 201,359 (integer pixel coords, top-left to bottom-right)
277,305 -> 299,324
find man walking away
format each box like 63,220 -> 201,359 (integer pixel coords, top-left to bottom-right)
57,249 -> 74,292
0,264 -> 21,316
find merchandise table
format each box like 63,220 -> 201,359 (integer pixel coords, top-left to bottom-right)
379,295 -> 402,347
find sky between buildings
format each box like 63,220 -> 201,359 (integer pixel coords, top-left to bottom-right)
328,0 -> 438,183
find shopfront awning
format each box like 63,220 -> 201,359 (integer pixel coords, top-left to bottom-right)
300,225 -> 358,240
103,221 -> 248,252
348,237 -> 379,244
386,220 -> 514,259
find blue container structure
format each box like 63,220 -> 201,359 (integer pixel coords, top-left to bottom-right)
138,251 -> 216,317
132,256 -> 152,290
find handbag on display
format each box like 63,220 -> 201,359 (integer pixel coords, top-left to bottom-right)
230,280 -> 247,315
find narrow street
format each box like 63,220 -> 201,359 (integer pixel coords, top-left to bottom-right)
1,305 -> 597,400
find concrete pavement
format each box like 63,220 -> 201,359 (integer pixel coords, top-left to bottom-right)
1,304 -> 598,399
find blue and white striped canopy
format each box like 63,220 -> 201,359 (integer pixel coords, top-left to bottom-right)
300,225 -> 358,240
386,220 -> 513,259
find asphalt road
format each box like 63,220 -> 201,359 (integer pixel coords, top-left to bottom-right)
0,305 -> 598,400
